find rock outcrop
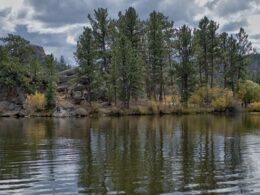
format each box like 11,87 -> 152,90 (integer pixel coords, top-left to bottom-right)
31,45 -> 47,64
52,100 -> 88,117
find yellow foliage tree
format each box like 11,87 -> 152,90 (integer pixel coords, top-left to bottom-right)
25,91 -> 46,112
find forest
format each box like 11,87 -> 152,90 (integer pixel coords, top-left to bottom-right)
0,7 -> 260,116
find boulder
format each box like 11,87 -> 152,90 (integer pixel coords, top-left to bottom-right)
58,75 -> 75,84
100,102 -> 111,108
0,101 -> 11,111
18,109 -> 30,117
73,91 -> 83,104
1,111 -> 19,117
59,68 -> 77,77
79,75 -> 89,85
57,85 -> 69,93
73,84 -> 84,91
59,100 -> 75,110
74,108 -> 88,117
52,107 -> 70,117
0,101 -> 21,111
31,45 -> 46,63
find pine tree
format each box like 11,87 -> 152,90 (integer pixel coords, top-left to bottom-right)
174,25 -> 195,105
226,35 -> 239,91
208,20 -> 219,88
0,34 -> 33,65
118,7 -> 141,49
219,32 -> 229,88
88,8 -> 111,72
147,11 -> 168,101
164,19 -> 175,95
236,28 -> 254,80
56,55 -> 68,71
45,54 -> 56,108
194,16 -> 210,86
117,7 -> 144,100
75,27 -> 99,105
88,8 -> 113,102
0,46 -> 30,96
111,35 -> 143,108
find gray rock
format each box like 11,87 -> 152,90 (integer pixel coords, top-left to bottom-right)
1,111 -> 19,117
8,103 -> 17,110
0,101 -> 11,111
0,101 -> 21,111
57,85 -> 69,93
79,75 -> 89,85
73,84 -> 84,91
52,107 -> 70,117
73,91 -> 83,104
18,109 -> 29,117
60,100 -> 74,110
75,108 -> 88,117
59,75 -> 75,84
100,102 -> 111,108
59,68 -> 77,76
31,45 -> 46,63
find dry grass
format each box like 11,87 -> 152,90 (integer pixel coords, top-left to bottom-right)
248,102 -> 260,112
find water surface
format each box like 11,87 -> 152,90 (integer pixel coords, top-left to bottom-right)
0,114 -> 260,194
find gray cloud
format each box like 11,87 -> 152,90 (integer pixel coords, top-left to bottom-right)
207,0 -> 260,17
0,7 -> 11,17
221,19 -> 248,32
25,0 -> 200,27
25,0 -> 89,26
205,0 -> 221,10
18,0 -> 203,64
1,0 -> 260,65
14,25 -> 76,64
251,34 -> 260,40
15,25 -> 67,47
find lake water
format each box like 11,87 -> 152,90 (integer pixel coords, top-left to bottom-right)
0,114 -> 260,194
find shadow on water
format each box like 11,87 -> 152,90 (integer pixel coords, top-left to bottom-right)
0,114 -> 260,194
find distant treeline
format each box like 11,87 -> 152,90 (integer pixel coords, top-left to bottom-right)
75,7 -> 255,107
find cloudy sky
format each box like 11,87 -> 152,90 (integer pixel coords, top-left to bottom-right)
1,0 -> 260,65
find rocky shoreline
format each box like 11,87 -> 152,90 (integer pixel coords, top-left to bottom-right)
0,68 -> 252,118
0,99 -> 247,118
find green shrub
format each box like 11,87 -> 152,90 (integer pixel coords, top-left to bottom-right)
238,80 -> 260,106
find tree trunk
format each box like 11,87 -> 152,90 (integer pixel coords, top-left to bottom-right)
159,64 -> 163,102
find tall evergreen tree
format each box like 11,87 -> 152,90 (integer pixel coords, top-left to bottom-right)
219,32 -> 229,88
45,54 -> 56,108
226,35 -> 239,91
194,16 -> 210,86
147,11 -> 168,101
118,7 -> 141,49
111,35 -> 143,108
75,27 -> 99,105
0,46 -> 30,97
117,7 -> 144,99
174,25 -> 195,105
0,34 -> 33,65
236,28 -> 254,80
208,20 -> 219,88
88,8 -> 111,72
56,55 -> 68,71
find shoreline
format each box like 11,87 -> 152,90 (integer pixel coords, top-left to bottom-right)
0,107 -> 255,118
